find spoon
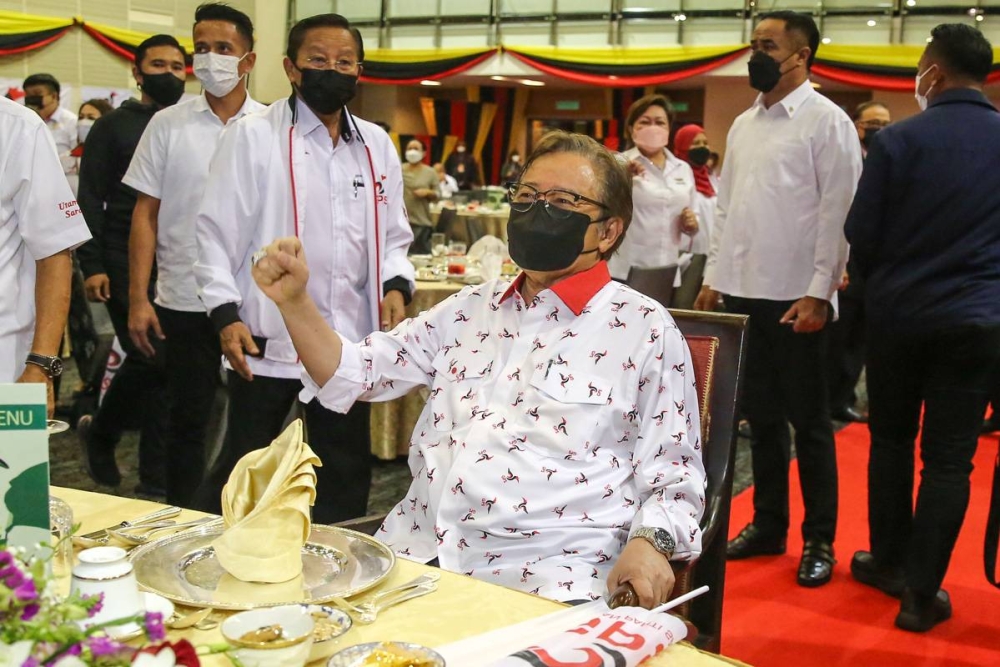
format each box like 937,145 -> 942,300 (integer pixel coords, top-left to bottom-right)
109,517 -> 217,546
168,606 -> 216,630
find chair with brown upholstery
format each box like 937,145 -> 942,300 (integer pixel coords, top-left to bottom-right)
626,264 -> 678,308
667,308 -> 749,652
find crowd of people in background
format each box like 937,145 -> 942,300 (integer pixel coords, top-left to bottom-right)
2,1 -> 997,634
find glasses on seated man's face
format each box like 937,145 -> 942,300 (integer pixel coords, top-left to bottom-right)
506,182 -> 609,220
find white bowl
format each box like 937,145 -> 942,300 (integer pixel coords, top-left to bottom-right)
221,605 -> 315,667
305,605 -> 352,663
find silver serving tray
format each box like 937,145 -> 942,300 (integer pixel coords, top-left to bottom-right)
128,524 -> 395,610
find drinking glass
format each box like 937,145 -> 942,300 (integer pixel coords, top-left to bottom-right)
49,495 -> 74,575
430,233 -> 447,258
448,241 -> 467,256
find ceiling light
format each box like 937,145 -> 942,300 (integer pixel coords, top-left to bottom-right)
420,80 -> 442,86
977,14 -> 985,21
490,75 -> 507,81
674,13 -> 686,21
520,79 -> 545,87
906,0 -> 915,6
821,37 -> 832,44
867,19 -> 877,26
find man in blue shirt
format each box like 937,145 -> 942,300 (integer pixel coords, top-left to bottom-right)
845,23 -> 1000,632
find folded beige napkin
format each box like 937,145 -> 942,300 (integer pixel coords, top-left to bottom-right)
212,419 -> 322,583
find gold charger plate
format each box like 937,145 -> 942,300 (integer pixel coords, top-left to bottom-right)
128,524 -> 395,610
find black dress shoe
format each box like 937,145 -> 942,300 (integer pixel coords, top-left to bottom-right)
895,588 -> 952,632
850,550 -> 904,597
831,405 -> 868,423
727,523 -> 786,560
797,540 -> 836,587
77,415 -> 121,487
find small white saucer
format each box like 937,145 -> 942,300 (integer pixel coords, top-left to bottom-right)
105,592 -> 175,640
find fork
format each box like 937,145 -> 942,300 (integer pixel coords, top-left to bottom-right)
334,583 -> 438,624
330,572 -> 441,622
108,517 -> 218,546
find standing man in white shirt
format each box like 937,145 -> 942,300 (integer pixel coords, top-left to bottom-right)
23,73 -> 77,169
124,3 -> 264,509
194,13 -> 415,521
0,96 -> 91,412
694,11 -> 862,587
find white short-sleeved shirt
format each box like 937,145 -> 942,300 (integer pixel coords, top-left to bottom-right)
46,106 -> 78,166
123,93 -> 264,312
0,98 -> 91,381
609,147 -> 695,281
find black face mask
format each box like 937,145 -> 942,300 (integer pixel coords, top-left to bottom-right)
687,146 -> 711,167
140,71 -> 185,107
296,68 -> 358,116
748,50 -> 795,93
861,127 -> 880,150
24,95 -> 45,110
507,204 -> 606,272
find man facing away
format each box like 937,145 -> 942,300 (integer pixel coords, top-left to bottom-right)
694,10 -> 862,588
124,3 -> 264,509
0,97 -> 90,410
76,35 -> 188,494
846,24 -> 1000,632
194,13 -> 414,522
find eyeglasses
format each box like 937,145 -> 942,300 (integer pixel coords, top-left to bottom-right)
303,56 -> 361,73
506,182 -> 608,220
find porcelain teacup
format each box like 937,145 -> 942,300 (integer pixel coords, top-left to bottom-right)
71,546 -> 143,631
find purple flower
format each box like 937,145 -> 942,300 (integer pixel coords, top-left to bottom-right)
21,602 -> 40,621
0,550 -> 12,567
23,658 -> 39,667
144,611 -> 165,642
88,636 -> 122,657
2,567 -> 25,589
13,578 -> 37,602
84,592 -> 104,617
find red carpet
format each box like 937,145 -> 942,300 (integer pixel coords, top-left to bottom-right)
721,424 -> 1000,666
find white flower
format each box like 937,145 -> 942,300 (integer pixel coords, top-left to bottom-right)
0,641 -> 34,666
131,646 -> 177,667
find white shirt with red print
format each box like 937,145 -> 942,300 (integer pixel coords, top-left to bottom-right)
308,261 -> 705,602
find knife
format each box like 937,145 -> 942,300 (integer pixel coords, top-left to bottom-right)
77,506 -> 182,541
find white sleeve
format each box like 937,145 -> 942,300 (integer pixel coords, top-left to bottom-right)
13,120 -> 91,260
194,120 -> 261,313
379,141 -> 416,292
807,113 -> 863,302
702,122 -> 737,288
122,112 -> 168,199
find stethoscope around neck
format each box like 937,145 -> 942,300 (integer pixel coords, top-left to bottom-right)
285,94 -> 386,307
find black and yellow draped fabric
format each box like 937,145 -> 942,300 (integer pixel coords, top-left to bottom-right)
813,44 -> 1000,91
504,45 -> 746,87
0,11 -> 71,56
361,48 -> 496,85
80,20 -> 194,67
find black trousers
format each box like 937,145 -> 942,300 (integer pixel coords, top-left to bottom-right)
866,323 -> 1000,596
196,371 -> 372,523
89,266 -> 168,488
410,224 -> 433,255
827,290 -> 866,411
725,296 -> 838,543
156,306 -> 222,508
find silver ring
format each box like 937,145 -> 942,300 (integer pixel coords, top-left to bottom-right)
251,249 -> 267,266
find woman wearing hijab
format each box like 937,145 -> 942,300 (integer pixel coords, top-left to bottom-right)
671,124 -> 717,309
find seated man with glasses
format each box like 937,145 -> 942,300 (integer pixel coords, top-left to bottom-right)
250,131 -> 705,608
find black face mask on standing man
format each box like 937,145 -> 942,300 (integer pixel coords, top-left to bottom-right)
295,67 -> 358,115
140,71 -> 186,107
748,50 -> 798,94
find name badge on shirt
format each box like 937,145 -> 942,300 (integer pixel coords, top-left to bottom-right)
352,175 -> 364,199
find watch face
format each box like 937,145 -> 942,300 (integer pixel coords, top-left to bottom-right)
49,358 -> 64,377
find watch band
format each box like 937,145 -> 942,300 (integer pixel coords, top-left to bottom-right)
632,526 -> 676,559
25,353 -> 63,378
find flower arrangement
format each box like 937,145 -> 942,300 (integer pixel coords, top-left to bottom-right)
0,545 -> 200,666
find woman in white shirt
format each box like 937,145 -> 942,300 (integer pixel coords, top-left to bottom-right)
671,124 -> 718,309
609,94 -> 697,289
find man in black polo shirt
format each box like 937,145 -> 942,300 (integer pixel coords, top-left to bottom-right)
76,34 -> 187,494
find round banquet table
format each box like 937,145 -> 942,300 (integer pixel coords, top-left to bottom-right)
369,278 -> 466,459
432,205 -> 509,242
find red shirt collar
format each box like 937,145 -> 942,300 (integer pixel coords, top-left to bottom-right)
498,261 -> 611,316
